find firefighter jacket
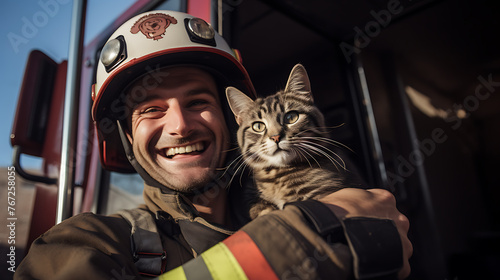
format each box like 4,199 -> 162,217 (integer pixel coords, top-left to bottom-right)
14,182 -> 402,279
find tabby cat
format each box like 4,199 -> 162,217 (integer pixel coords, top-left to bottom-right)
226,64 -> 357,219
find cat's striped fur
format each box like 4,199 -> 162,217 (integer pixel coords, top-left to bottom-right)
226,64 -> 353,218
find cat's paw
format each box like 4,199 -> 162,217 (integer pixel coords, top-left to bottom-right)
249,202 -> 277,219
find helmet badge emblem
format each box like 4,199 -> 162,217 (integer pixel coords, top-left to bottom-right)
130,13 -> 178,40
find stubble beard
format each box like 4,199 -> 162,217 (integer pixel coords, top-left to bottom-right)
132,141 -> 221,194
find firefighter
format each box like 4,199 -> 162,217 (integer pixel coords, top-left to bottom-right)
15,10 -> 411,279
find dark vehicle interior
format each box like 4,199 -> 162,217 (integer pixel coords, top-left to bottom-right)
222,0 -> 500,279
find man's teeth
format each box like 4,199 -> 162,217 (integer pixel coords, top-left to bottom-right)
166,143 -> 204,157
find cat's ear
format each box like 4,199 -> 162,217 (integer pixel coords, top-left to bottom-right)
284,64 -> 313,102
226,86 -> 254,125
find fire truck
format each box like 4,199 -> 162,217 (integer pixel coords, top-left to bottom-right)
11,0 -> 499,278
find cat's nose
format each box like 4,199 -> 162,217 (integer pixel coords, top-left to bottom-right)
270,135 -> 280,143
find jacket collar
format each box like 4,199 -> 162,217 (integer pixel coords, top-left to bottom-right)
142,175 -> 252,229
143,183 -> 199,221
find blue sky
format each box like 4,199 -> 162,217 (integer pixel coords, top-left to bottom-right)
0,0 -> 136,168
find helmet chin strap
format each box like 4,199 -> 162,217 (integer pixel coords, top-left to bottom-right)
116,119 -> 222,196
116,119 -> 175,194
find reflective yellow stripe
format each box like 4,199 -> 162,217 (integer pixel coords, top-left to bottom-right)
201,243 -> 248,280
158,266 -> 187,280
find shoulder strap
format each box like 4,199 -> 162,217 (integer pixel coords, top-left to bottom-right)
177,219 -> 232,255
118,208 -> 166,277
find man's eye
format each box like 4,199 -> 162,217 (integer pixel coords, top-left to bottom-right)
142,107 -> 161,114
189,100 -> 209,107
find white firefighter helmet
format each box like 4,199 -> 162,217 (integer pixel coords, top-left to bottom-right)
92,10 -> 255,173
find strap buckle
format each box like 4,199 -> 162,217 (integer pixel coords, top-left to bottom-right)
132,250 -> 167,277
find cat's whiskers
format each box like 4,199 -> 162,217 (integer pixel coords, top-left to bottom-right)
220,155 -> 244,187
296,143 -> 330,169
293,146 -> 319,168
296,140 -> 347,171
221,149 -> 257,188
293,128 -> 353,152
321,123 -> 347,131
295,124 -> 345,134
235,156 -> 251,188
223,146 -> 242,153
290,141 -> 329,169
220,152 -> 244,174
306,141 -> 347,170
299,136 -> 354,153
294,128 -> 325,138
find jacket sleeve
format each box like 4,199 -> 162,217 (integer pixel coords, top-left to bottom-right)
158,201 -> 402,280
14,213 -> 141,280
15,203 -> 402,280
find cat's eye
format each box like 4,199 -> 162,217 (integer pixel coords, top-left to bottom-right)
252,122 -> 266,132
284,111 -> 299,124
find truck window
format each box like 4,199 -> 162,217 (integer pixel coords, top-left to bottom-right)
104,172 -> 145,215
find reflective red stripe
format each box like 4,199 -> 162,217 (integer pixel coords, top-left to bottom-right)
223,231 -> 279,280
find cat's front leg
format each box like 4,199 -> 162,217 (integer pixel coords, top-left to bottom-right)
249,199 -> 278,219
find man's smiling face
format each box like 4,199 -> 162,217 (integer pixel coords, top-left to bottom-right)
126,66 -> 230,192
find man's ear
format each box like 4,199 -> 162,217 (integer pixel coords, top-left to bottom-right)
126,117 -> 134,143
126,129 -> 133,143
226,86 -> 254,126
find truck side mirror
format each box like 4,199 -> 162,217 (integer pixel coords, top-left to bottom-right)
10,50 -> 64,185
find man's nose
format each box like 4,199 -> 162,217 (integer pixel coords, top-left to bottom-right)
164,104 -> 192,136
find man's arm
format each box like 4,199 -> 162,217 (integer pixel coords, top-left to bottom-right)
158,188 -> 411,280
320,188 -> 413,279
16,189 -> 410,280
14,213 -> 139,280
159,203 -> 354,280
